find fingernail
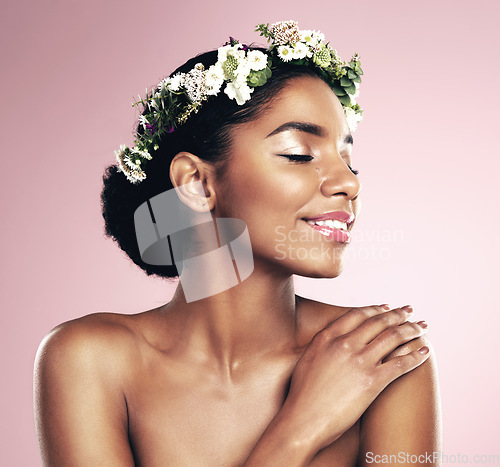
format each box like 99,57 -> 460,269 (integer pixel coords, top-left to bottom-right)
402,305 -> 413,313
381,304 -> 391,310
419,346 -> 429,355
417,320 -> 428,329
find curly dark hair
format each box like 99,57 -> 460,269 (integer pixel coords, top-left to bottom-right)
100,46 -> 329,279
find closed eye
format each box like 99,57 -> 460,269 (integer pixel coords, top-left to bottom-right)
276,154 -> 314,163
277,154 -> 359,175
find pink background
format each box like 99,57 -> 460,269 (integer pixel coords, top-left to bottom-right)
2,0 -> 499,464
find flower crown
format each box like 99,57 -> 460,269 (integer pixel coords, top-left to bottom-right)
116,20 -> 364,184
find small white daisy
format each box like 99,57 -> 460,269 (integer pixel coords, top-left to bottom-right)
292,42 -> 309,60
277,45 -> 294,62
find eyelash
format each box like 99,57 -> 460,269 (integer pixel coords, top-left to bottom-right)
277,154 -> 359,175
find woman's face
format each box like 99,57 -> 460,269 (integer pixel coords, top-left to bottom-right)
213,75 -> 362,279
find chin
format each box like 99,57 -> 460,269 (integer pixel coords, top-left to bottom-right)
266,241 -> 348,278
292,260 -> 345,279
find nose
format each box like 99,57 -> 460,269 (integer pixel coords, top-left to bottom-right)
319,155 -> 362,200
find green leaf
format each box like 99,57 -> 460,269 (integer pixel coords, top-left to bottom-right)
347,69 -> 357,80
352,75 -> 361,83
337,94 -> 352,106
332,84 -> 346,96
248,76 -> 259,86
248,69 -> 269,87
340,76 -> 353,87
345,84 -> 357,95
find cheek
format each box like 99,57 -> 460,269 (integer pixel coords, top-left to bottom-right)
228,160 -> 319,213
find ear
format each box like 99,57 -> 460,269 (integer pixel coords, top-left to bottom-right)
169,152 -> 217,212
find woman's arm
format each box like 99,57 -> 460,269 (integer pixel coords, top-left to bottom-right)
358,334 -> 442,466
34,318 -> 136,466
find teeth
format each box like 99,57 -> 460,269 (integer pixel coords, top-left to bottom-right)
307,219 -> 348,231
332,220 -> 347,230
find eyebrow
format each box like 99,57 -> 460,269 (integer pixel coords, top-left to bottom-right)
266,121 -> 353,145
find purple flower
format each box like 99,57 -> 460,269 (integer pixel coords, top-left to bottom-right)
224,36 -> 239,46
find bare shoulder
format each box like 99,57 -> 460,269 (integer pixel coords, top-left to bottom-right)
296,295 -> 436,358
359,330 -> 441,461
295,296 -> 441,456
33,311 -> 157,394
295,294 -> 364,339
36,313 -> 138,366
33,313 -> 146,465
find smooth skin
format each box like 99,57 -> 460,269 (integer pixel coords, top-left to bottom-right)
34,76 -> 441,466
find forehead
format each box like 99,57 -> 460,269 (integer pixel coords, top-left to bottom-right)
239,75 -> 350,139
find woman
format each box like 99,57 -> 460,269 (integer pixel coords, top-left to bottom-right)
34,21 -> 441,465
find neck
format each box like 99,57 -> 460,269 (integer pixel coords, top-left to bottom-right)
163,263 -> 300,375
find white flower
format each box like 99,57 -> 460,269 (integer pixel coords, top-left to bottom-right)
182,64 -> 207,102
114,145 -> 147,184
246,50 -> 268,71
277,45 -> 294,62
300,29 -> 324,46
219,44 -> 245,63
205,63 -> 225,95
315,31 -> 325,42
115,144 -> 127,157
292,42 -> 309,59
224,81 -> 254,105
168,73 -> 184,92
234,60 -> 252,83
156,77 -> 170,91
344,107 -> 363,132
270,20 -> 300,45
124,152 -> 140,169
217,44 -> 232,62
300,30 -> 315,45
138,115 -> 149,130
131,147 -> 152,160
218,44 -> 245,62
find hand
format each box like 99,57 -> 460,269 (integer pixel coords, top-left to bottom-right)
281,304 -> 429,453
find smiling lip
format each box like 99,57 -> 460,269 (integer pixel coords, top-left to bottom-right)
302,211 -> 355,244
305,211 -> 355,224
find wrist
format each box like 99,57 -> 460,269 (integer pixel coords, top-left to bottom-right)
273,410 -> 319,460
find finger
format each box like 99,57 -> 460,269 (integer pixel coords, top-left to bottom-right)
347,306 -> 414,344
367,321 -> 428,362
377,344 -> 431,385
320,304 -> 392,337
